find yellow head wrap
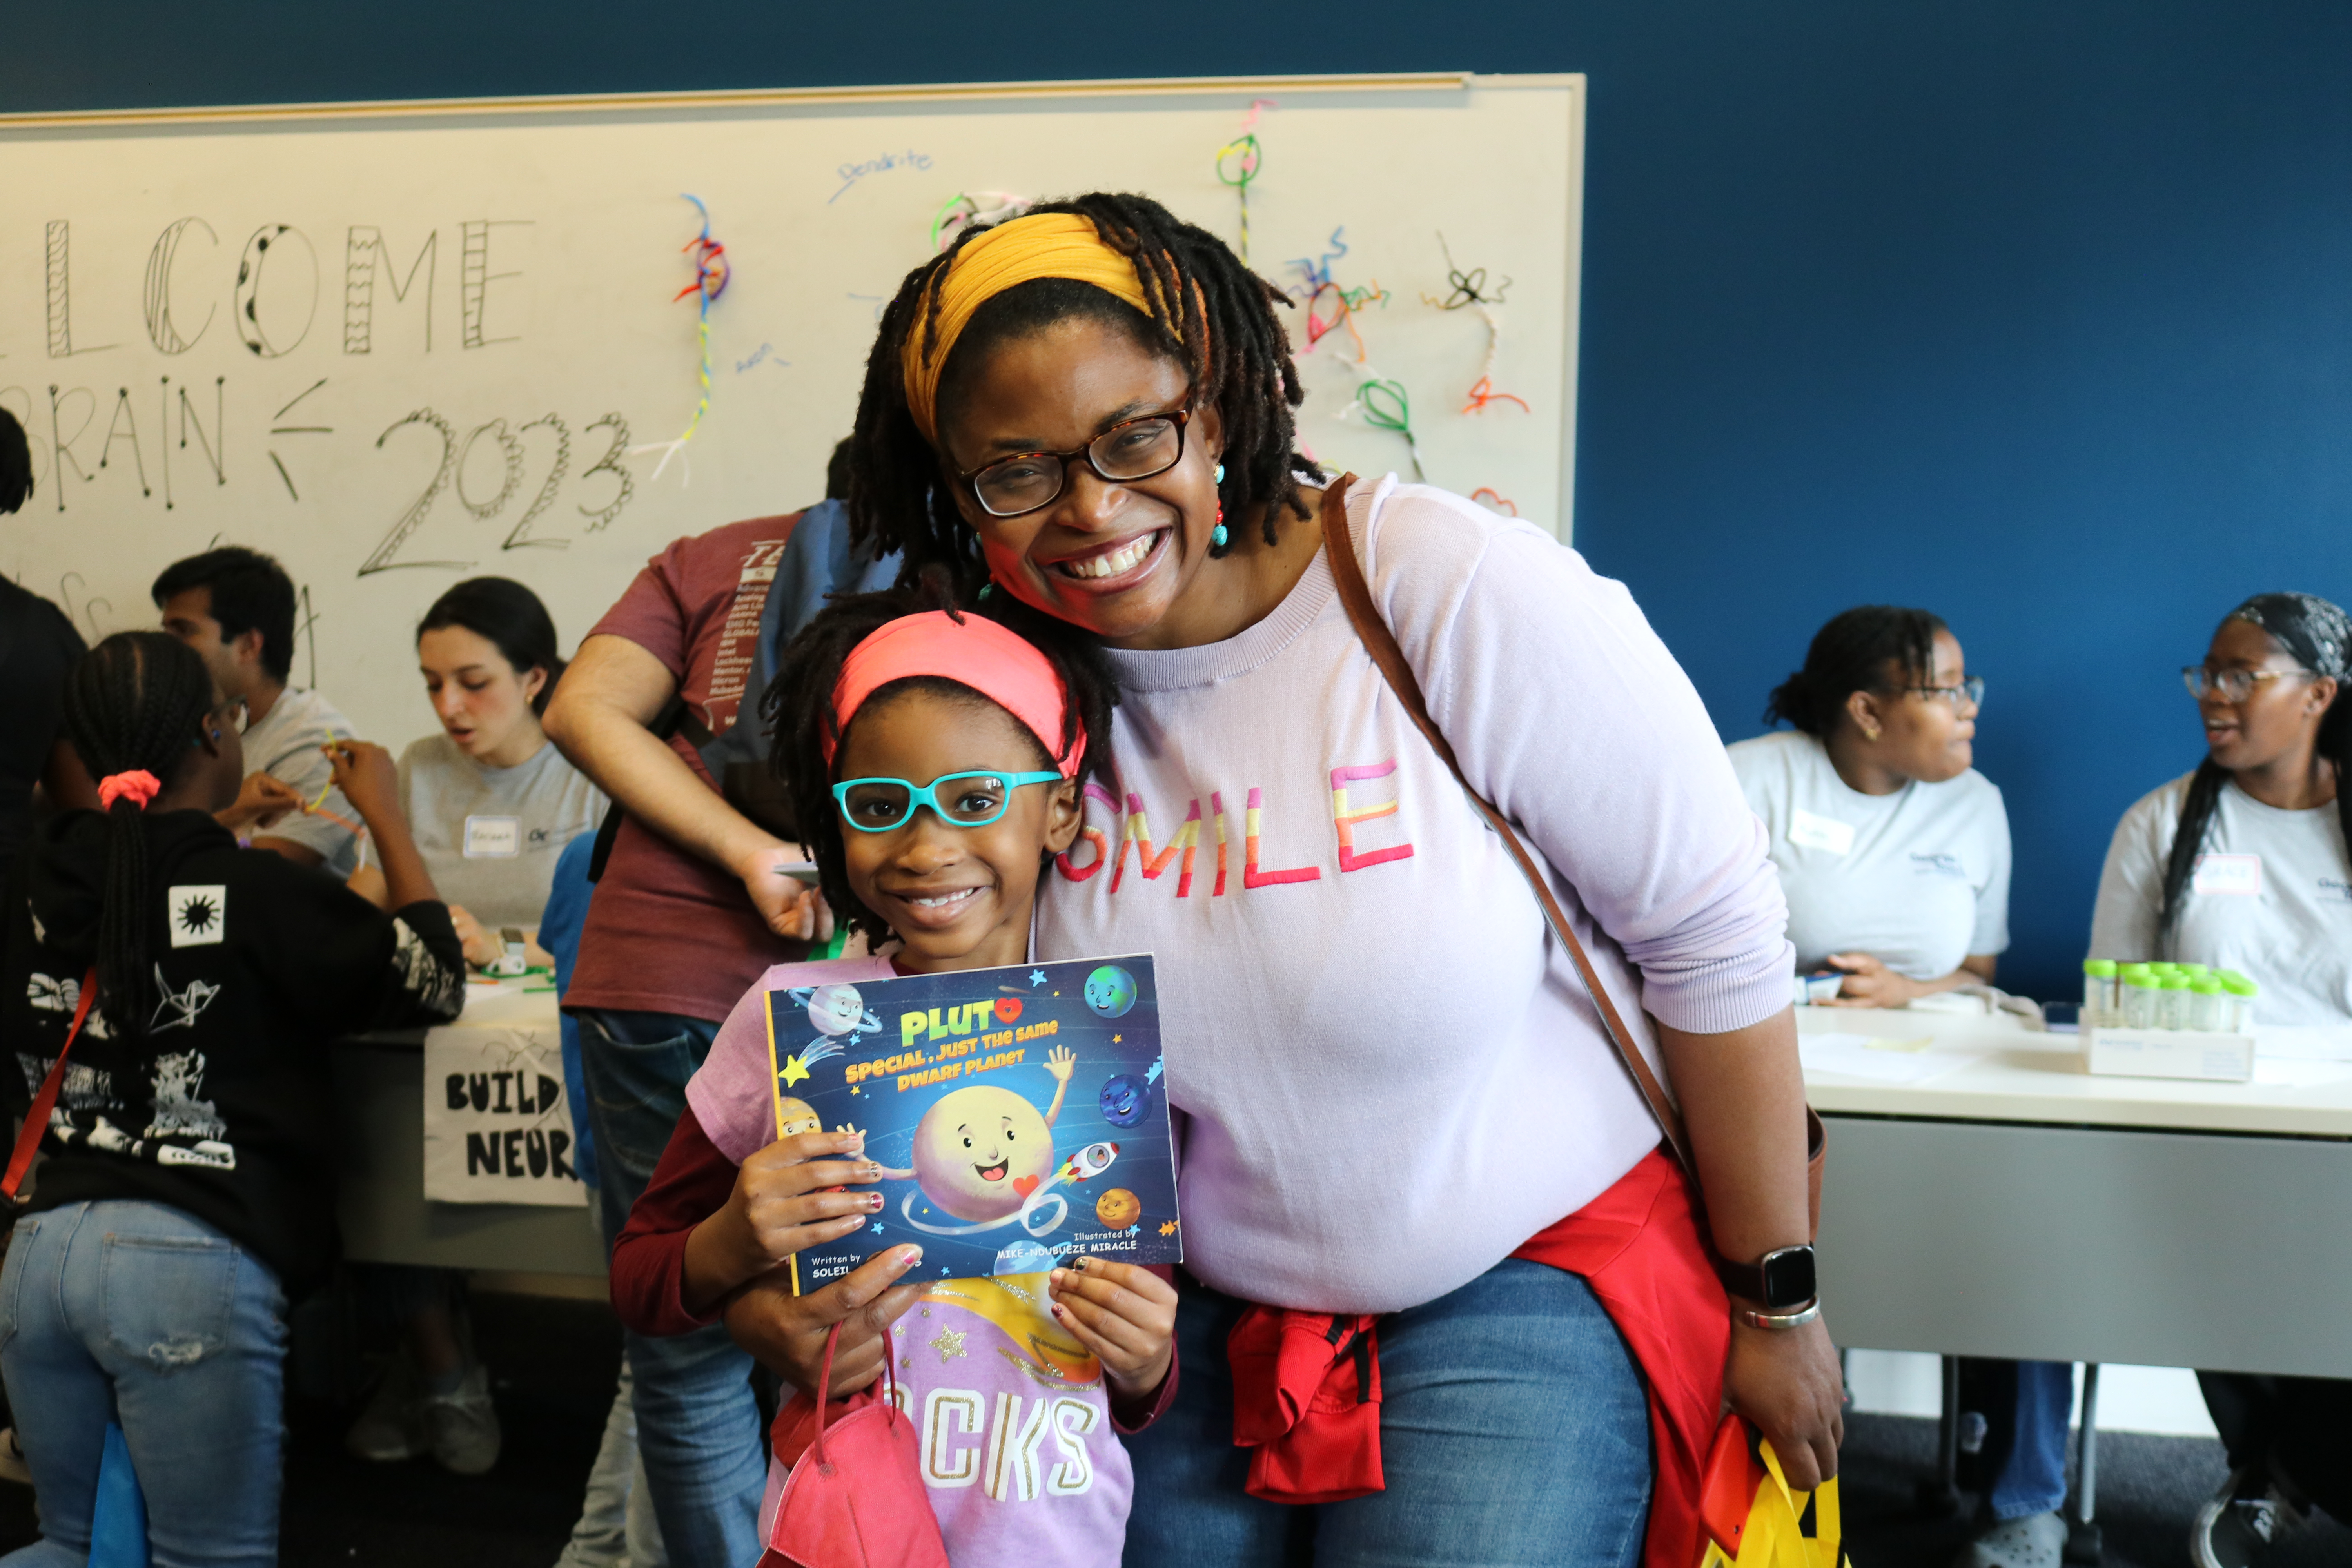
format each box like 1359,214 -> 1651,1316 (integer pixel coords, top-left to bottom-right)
899,212 -> 1166,445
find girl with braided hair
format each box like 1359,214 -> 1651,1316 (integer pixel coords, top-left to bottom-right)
607,575 -> 1173,1562
2088,592 -> 2352,1562
0,632 -> 463,1568
724,194 -> 1837,1568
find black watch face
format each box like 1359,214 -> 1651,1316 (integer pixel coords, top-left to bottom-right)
1761,1246 -> 1817,1308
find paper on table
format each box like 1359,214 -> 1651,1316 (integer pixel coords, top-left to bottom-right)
2252,1056 -> 2352,1088
2253,1026 -> 2352,1063
1800,1032 -> 1987,1085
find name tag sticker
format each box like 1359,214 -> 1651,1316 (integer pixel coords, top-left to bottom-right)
464,815 -> 521,859
1788,809 -> 1855,857
2192,853 -> 2262,897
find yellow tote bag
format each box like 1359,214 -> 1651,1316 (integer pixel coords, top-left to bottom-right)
1694,1415 -> 1849,1568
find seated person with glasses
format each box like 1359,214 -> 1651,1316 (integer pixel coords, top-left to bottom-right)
154,546 -> 365,876
1731,608 -> 2046,1568
1729,605 -> 2009,1009
2089,592 -> 2352,1568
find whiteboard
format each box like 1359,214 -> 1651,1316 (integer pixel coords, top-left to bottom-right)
0,73 -> 1584,745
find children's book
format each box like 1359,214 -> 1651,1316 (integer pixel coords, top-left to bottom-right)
765,954 -> 1180,1291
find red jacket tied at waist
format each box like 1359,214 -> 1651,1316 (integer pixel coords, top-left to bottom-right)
1227,1148 -> 1728,1568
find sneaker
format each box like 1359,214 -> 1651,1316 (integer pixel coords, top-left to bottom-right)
1950,1510 -> 2066,1568
2192,1465 -> 2302,1568
423,1363 -> 502,1475
0,1428 -> 29,1486
344,1350 -> 426,1463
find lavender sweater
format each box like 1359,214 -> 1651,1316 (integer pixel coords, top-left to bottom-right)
1036,477 -> 1793,1313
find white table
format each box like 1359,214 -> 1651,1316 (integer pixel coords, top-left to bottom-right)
331,983 -> 607,1278
1804,1006 -> 2352,1379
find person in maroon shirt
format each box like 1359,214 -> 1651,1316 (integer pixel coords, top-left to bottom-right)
544,500 -> 864,1566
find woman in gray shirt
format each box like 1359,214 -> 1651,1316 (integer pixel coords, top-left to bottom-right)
397,578 -> 606,959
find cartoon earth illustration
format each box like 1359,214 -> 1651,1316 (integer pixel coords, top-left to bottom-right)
1083,965 -> 1137,1018
1094,1188 -> 1141,1229
990,1240 -> 1056,1276
1097,1073 -> 1150,1129
775,1096 -> 820,1138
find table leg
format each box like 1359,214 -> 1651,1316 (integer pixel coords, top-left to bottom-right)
2066,1363 -> 2103,1563
1917,1354 -> 1963,1517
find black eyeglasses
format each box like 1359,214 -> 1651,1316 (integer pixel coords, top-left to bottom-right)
958,408 -> 1192,519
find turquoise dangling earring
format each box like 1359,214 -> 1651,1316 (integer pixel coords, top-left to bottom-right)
1212,505 -> 1229,550
1214,462 -> 1226,484
978,582 -> 994,601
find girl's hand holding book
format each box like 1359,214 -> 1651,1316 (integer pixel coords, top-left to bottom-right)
1046,1258 -> 1177,1403
682,1129 -> 886,1314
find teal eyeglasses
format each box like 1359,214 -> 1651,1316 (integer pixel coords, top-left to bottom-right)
831,769 -> 1064,832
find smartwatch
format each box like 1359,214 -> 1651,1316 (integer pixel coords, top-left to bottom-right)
1714,1244 -> 1817,1310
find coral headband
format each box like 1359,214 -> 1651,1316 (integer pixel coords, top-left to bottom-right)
899,212 -> 1163,443
828,612 -> 1083,777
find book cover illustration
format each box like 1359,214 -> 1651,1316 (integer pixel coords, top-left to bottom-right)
766,954 -> 1179,1291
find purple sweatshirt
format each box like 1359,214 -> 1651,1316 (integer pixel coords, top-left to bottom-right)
1036,477 -> 1794,1314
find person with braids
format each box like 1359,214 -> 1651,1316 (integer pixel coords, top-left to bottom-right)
1732,606 -> 2009,1007
720,194 -> 1838,1568
605,577 -> 1176,1562
0,632 -> 463,1568
2087,592 -> 2352,1567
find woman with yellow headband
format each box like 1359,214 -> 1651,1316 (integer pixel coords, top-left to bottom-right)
724,193 -> 1837,1568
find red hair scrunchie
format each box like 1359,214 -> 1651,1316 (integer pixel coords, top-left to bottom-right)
96,770 -> 162,811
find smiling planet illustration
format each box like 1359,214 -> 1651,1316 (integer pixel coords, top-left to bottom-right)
1083,965 -> 1137,1018
1094,1188 -> 1141,1229
905,1084 -> 1057,1221
1098,1073 -> 1149,1129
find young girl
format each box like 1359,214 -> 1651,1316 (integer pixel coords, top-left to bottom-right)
609,582 -> 1176,1564
0,632 -> 464,1568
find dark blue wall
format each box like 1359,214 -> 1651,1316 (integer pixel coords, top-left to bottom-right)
14,2 -> 2352,1000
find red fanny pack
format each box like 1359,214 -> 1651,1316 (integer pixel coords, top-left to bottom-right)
1227,1148 -> 1729,1568
1227,1309 -> 1384,1504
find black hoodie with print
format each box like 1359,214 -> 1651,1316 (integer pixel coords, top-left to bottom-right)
3,809 -> 465,1292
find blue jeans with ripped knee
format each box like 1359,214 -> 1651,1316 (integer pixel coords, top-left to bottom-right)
0,1199 -> 289,1568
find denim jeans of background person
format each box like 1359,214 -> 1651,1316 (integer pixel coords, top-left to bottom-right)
1125,1261 -> 1650,1568
0,1202 -> 289,1568
576,1010 -> 762,1563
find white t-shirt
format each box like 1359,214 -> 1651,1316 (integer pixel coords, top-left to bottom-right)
2089,772 -> 2352,1026
243,686 -> 361,876
396,732 -> 607,929
1728,729 -> 2011,980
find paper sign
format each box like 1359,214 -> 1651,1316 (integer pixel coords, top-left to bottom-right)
2192,854 -> 2261,897
423,1024 -> 587,1206
1788,809 -> 1855,857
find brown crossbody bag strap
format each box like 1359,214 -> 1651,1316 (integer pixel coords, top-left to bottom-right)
1315,476 -> 1826,1232
1314,477 -> 1695,1167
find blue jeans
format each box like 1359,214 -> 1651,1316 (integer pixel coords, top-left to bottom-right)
0,1200 -> 289,1568
1961,1357 -> 2074,1520
576,1007 -> 764,1568
1124,1259 -> 1653,1568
